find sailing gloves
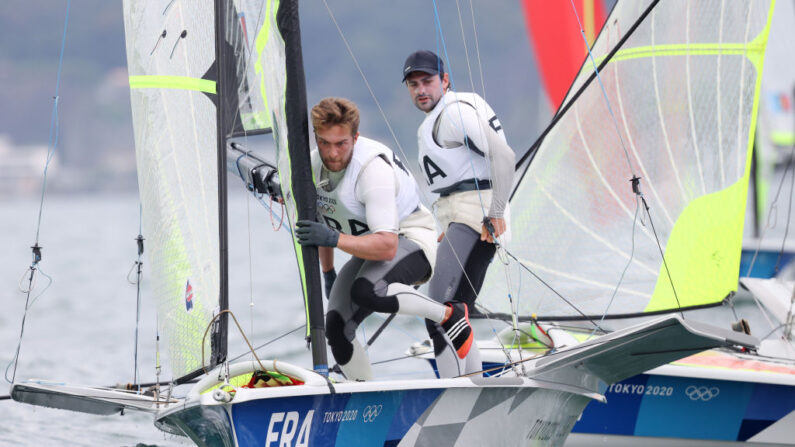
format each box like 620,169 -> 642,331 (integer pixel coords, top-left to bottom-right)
296,220 -> 339,247
323,269 -> 337,299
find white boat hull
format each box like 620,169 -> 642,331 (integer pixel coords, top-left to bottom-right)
155,315 -> 755,446
156,376 -> 595,447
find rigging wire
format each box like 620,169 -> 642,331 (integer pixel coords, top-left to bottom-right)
453,0 -> 477,96
128,204 -> 145,386
467,0 -> 487,102
744,146 -> 795,276
430,0 -> 521,365
774,147 -> 795,274
433,1 -> 610,357
740,145 -> 795,343
588,194 -> 643,338
6,0 -> 71,385
247,181 -> 256,347
320,0 -> 521,371
568,0 -> 636,179
500,248 -> 605,333
319,0 -> 410,177
514,1 -> 660,172
223,1 -> 274,353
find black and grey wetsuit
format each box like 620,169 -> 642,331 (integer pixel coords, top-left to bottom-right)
314,136 -> 444,381
417,90 -> 516,377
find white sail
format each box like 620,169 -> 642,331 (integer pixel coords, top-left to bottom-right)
481,1 -> 775,318
123,2 -> 220,378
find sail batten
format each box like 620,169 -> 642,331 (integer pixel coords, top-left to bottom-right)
612,56 -> 675,226
533,172 -> 657,275
483,0 -> 775,319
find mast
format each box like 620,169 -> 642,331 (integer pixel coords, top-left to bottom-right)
211,0 -> 229,370
277,0 -> 328,375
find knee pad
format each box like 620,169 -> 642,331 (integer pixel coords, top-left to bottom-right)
350,277 -> 398,313
325,310 -> 353,365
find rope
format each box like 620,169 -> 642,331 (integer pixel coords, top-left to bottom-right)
5,265 -> 42,384
453,0 -> 477,96
201,310 -> 266,374
227,324 -> 306,364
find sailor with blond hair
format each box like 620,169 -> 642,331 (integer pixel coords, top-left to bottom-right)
295,97 -> 475,381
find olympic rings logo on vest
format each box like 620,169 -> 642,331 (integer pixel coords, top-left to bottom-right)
685,385 -> 720,401
362,404 -> 383,423
318,202 -> 336,214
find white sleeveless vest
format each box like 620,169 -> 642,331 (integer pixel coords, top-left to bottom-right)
417,91 -> 505,193
311,136 -> 420,236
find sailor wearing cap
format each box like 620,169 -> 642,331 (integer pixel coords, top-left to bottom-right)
402,50 -> 516,378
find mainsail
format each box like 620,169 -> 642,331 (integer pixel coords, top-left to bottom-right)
481,1 -> 775,319
122,0 -> 279,380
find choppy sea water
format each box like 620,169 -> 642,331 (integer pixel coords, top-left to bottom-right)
0,193 -> 438,446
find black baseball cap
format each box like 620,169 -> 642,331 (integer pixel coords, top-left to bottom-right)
402,50 -> 444,82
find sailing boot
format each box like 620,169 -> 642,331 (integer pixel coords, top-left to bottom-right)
440,301 -> 474,359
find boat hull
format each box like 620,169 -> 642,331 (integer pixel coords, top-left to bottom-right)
157,380 -> 593,447
739,246 -> 795,278
571,370 -> 795,445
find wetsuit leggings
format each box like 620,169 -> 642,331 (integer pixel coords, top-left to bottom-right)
426,222 -> 496,377
326,236 -> 440,381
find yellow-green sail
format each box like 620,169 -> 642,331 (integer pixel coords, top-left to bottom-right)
481,0 -> 776,318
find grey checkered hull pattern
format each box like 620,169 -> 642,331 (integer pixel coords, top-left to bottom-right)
399,385 -> 590,446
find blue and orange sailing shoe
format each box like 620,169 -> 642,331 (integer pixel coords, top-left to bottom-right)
441,301 -> 474,359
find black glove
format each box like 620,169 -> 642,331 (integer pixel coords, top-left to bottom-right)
295,220 -> 340,247
323,268 -> 337,299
